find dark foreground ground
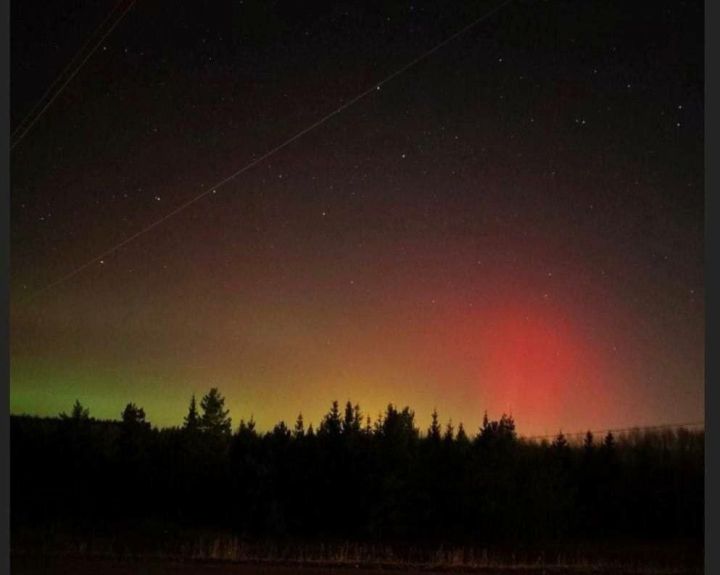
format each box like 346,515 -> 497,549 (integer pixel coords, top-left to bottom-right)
10,556 -> 703,575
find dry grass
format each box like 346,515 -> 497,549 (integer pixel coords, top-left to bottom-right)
11,532 -> 703,575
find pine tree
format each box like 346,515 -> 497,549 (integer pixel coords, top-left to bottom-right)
443,419 -> 455,443
342,401 -> 362,435
121,403 -> 149,429
456,422 -> 469,445
60,399 -> 90,421
183,395 -> 199,431
381,404 -> 418,442
364,415 -> 373,436
428,408 -> 441,442
553,431 -> 569,450
478,412 -> 516,446
602,431 -> 616,455
294,413 -> 305,438
199,388 -> 232,435
237,417 -> 257,439
319,400 -> 342,437
273,420 -> 290,439
498,413 -> 516,440
352,403 -> 363,432
373,412 -> 384,435
603,431 -> 615,448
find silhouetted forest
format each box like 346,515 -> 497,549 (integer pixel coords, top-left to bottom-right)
11,390 -> 703,548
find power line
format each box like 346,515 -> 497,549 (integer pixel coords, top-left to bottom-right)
521,421 -> 705,442
20,0 -> 515,303
10,0 -> 126,143
11,0 -> 136,151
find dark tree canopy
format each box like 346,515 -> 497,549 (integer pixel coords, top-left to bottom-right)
456,422 -> 469,445
318,400 -> 342,437
293,413 -> 305,438
428,408 -> 441,442
342,401 -> 362,435
10,396 -> 704,552
199,388 -> 232,435
183,395 -> 199,431
121,403 -> 149,429
59,399 -> 90,421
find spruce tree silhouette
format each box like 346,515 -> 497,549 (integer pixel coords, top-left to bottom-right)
319,400 -> 342,437
60,399 -> 90,421
199,388 -> 232,435
121,403 -> 149,430
456,422 -> 469,446
443,419 -> 455,443
478,412 -> 517,451
183,395 -> 200,431
236,417 -> 257,439
584,430 -> 595,453
272,421 -> 291,440
341,402 -> 362,435
293,413 -> 305,438
552,431 -> 569,451
428,409 -> 442,442
603,431 -> 616,451
363,415 -> 373,436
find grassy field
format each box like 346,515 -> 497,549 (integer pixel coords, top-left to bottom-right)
10,555 -> 704,575
10,530 -> 703,575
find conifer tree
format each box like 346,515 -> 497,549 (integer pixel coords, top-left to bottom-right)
498,413 -> 516,440
237,417 -> 257,439
352,403 -> 363,432
428,408 -> 441,441
553,431 -> 569,450
319,400 -> 342,437
363,415 -> 373,436
443,419 -> 455,443
603,431 -> 615,450
342,401 -> 362,435
183,395 -> 199,431
273,420 -> 290,439
199,388 -> 232,435
294,413 -> 305,438
60,399 -> 90,421
121,403 -> 149,429
456,422 -> 469,444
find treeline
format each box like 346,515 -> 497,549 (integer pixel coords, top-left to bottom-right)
11,389 -> 703,546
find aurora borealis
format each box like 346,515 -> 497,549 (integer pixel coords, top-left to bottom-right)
10,0 -> 704,435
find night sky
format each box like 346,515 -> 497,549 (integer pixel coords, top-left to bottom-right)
10,0 -> 704,435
